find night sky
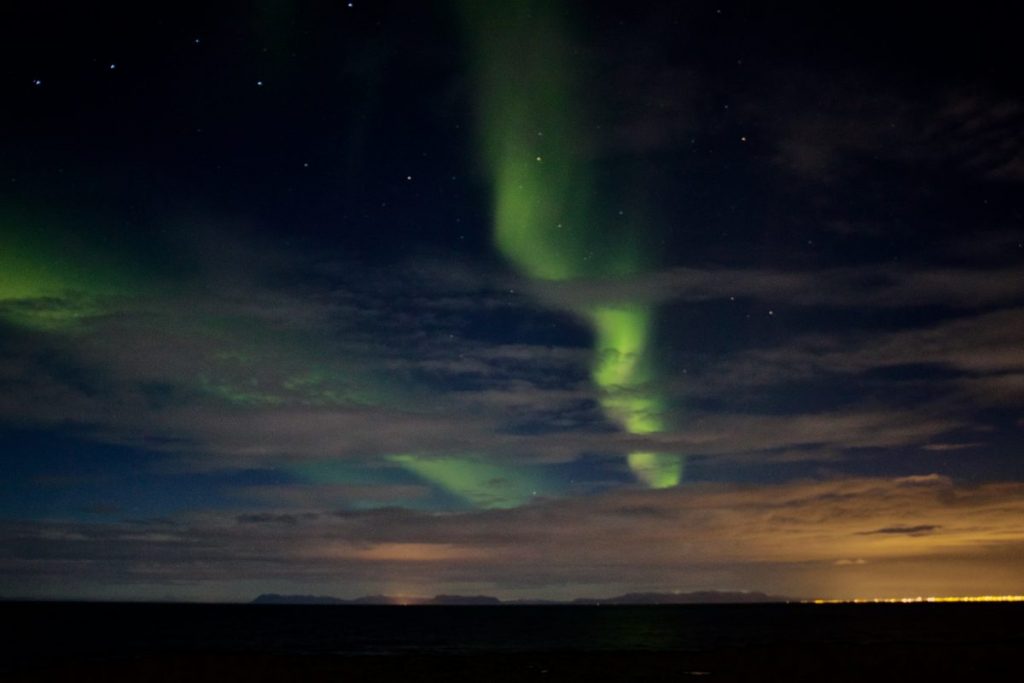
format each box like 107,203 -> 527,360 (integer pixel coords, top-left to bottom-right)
1,0 -> 1022,602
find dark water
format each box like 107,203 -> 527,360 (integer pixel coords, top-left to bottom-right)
4,601 -> 1023,656
3,602 -> 1022,680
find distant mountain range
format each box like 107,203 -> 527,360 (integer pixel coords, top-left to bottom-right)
570,591 -> 792,605
252,590 -> 793,606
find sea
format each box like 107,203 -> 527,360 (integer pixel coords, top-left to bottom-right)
3,602 -> 1021,681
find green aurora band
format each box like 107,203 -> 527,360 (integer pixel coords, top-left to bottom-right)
459,0 -> 682,488
390,454 -> 547,509
2,211 -> 540,506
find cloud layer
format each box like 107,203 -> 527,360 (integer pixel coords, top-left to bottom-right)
3,474 -> 1022,601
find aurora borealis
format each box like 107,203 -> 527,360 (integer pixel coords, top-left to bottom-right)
1,0 -> 1023,602
459,1 -> 680,487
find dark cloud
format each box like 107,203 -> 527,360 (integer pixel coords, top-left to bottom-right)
236,513 -> 319,526
699,307 -> 1024,402
746,70 -> 1024,186
860,525 -> 941,536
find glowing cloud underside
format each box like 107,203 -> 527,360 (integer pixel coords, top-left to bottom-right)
459,0 -> 682,487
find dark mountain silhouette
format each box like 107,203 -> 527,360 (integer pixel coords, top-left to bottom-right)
252,594 -> 347,605
252,590 -> 794,605
428,594 -> 501,605
572,591 -> 790,605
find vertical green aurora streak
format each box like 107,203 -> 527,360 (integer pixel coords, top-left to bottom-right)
459,1 -> 682,488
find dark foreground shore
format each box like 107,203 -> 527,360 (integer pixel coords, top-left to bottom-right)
5,602 -> 1021,681
9,643 -> 1019,683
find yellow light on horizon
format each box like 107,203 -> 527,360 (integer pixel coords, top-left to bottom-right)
809,595 -> 1024,604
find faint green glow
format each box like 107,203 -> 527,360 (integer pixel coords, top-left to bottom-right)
196,318 -> 401,410
282,370 -> 358,407
0,235 -> 119,330
198,376 -> 286,407
197,359 -> 393,409
0,213 -> 157,331
389,454 -> 544,509
459,1 -> 681,487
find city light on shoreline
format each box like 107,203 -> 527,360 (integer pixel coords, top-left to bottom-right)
808,596 -> 1024,604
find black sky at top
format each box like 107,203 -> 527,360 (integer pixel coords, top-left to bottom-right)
3,1 -> 1019,263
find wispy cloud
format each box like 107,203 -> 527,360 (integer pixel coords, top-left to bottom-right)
529,265 -> 1024,310
2,245 -> 1019,473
